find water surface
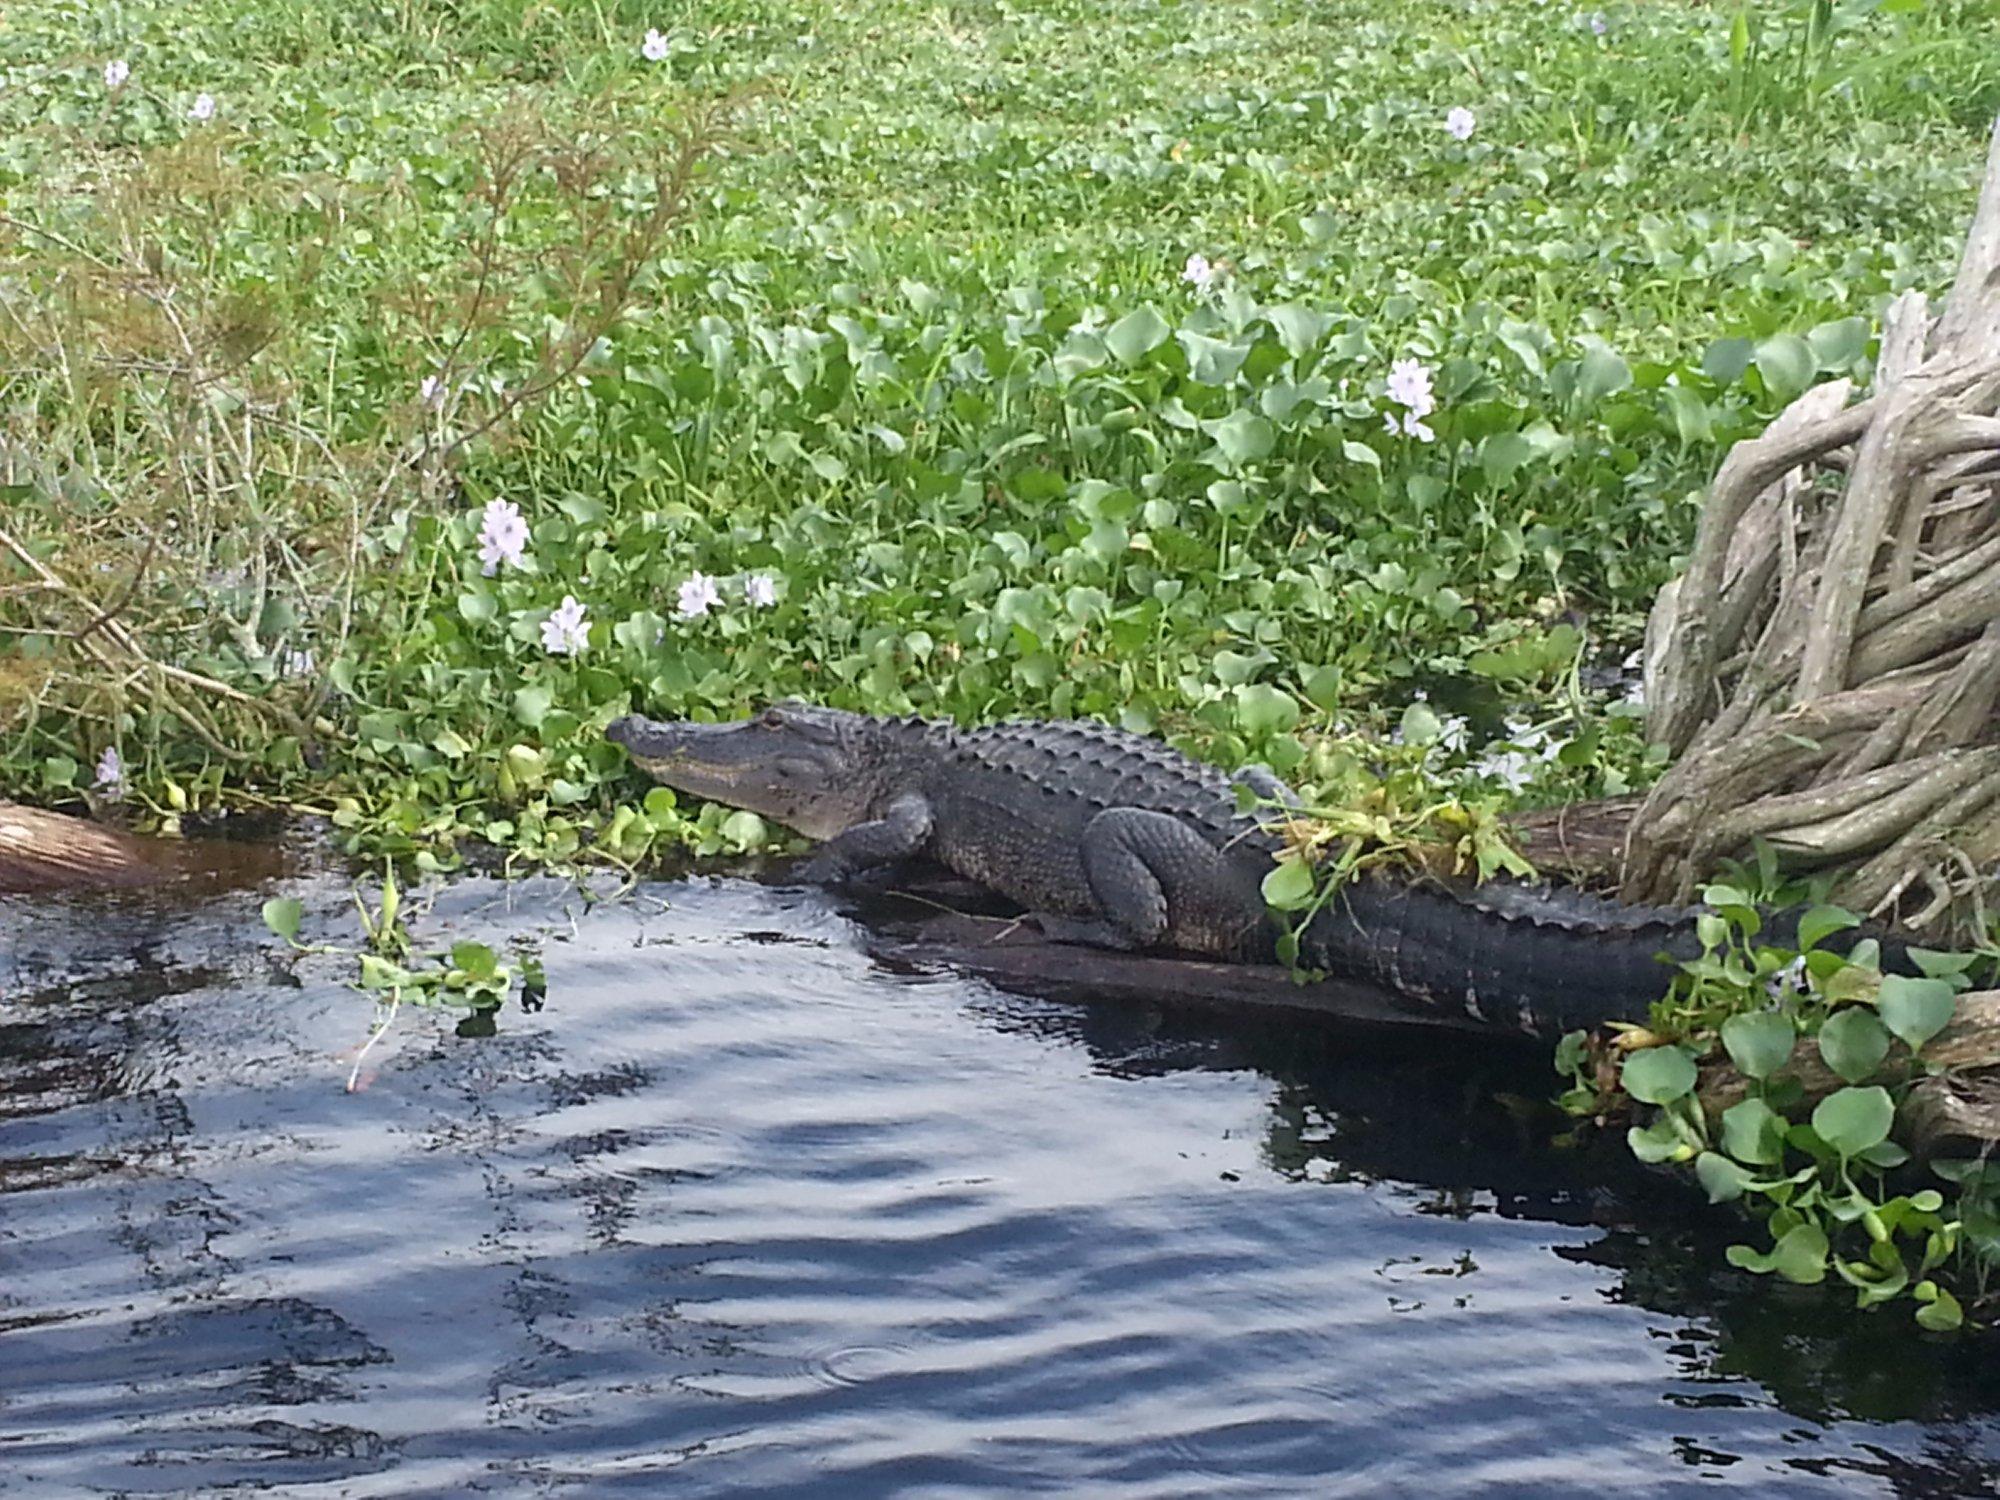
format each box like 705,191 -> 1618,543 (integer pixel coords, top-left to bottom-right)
5,873 -> 2000,1497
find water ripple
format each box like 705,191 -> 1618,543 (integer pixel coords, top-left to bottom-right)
5,876 -> 2000,1497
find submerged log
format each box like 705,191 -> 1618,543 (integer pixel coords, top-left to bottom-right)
846,875 -> 1516,1041
0,800 -> 172,892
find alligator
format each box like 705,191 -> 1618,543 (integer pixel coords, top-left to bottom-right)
606,704 -> 1765,1036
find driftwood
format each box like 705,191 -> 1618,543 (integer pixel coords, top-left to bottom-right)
1625,114 -> 2000,934
0,800 -> 284,894
0,800 -> 171,892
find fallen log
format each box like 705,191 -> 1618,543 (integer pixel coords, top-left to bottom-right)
0,800 -> 173,892
844,874 -> 1520,1041
0,800 -> 286,894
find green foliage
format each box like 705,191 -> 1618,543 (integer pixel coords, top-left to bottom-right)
1560,860 -> 2000,1330
261,865 -> 547,1073
3,0 -> 1992,871
1252,726 -> 1541,974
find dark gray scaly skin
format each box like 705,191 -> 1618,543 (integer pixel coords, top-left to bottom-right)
606,704 -> 1723,1036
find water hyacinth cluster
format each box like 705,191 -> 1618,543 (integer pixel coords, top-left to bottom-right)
93,747 -> 124,800
677,572 -> 721,619
1469,719 -> 1566,793
679,571 -> 779,617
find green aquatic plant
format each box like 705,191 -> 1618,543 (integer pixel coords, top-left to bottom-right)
1559,851 -> 2000,1330
262,864 -> 548,1085
4,0 -> 1994,869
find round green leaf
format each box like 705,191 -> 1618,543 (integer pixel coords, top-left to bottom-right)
1720,1096 -> 1789,1166
1818,1006 -> 1890,1083
1206,408 -> 1275,466
1916,1298 -> 1964,1332
1806,316 -> 1869,371
513,684 -> 555,730
1771,1222 -> 1830,1284
1811,1085 -> 1895,1158
1702,337 -> 1754,384
1795,903 -> 1860,954
1261,856 -> 1317,912
1105,306 -> 1171,365
1720,1010 -> 1796,1079
1622,1045 -> 1697,1105
1754,333 -> 1816,401
1575,340 -> 1632,404
261,896 -> 303,942
1627,1116 -> 1696,1164
1235,682 -> 1301,737
1696,1151 -> 1752,1204
1877,974 -> 1956,1056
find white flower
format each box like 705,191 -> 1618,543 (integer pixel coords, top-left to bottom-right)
1765,955 -> 1809,1000
641,27 -> 670,61
103,59 -> 130,91
1472,746 -> 1536,792
677,571 -> 722,618
476,497 -> 530,575
1445,106 -> 1476,141
281,647 -> 316,679
541,595 -> 590,656
1402,412 -> 1436,443
419,373 -> 445,408
1182,253 -> 1219,293
744,572 -> 778,608
1386,357 -> 1435,416
94,746 -> 125,798
189,92 -> 215,122
1588,12 -> 1608,34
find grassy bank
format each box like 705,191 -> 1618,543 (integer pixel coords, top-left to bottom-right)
2,0 -> 1996,868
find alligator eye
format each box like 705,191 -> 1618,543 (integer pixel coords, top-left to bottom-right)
759,707 -> 786,729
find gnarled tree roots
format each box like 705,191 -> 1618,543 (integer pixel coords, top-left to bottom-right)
1624,115 -> 2000,938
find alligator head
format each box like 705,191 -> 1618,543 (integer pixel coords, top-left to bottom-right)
606,702 -> 893,840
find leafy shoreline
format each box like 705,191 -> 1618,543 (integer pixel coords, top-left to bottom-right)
6,0 -> 1995,865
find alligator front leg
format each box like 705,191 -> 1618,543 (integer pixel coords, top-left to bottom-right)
792,792 -> 934,886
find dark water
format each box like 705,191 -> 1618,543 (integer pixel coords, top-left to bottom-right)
6,873 -> 2000,1498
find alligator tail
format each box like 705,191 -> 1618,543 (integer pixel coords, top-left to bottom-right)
1300,877 -> 1706,1036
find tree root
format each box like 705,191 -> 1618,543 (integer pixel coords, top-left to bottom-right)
1624,114 -> 2000,937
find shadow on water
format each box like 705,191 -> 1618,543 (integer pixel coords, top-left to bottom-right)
5,863 -> 2000,1496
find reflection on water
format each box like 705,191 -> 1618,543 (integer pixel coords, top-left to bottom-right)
4,874 -> 2000,1497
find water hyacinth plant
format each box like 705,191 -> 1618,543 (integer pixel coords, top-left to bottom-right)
0,0 -> 1993,873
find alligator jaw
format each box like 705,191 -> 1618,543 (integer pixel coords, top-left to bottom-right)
608,714 -> 744,780
606,714 -> 776,804
605,709 -> 877,839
